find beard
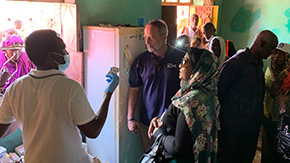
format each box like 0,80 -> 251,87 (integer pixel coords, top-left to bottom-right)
146,42 -> 164,53
147,46 -> 154,53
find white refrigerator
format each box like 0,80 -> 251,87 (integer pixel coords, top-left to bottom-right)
83,26 -> 146,163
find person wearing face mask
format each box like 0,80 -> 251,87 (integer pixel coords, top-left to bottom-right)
52,48 -> 70,72
0,35 -> 35,94
148,48 -> 220,162
0,29 -> 119,163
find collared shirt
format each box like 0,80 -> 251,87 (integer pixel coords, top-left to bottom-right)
129,44 -> 185,126
0,69 -> 95,163
218,48 -> 265,133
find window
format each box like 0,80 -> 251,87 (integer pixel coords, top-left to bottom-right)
162,0 -> 192,6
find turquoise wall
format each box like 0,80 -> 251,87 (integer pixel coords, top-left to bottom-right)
193,0 -> 203,5
76,0 -> 161,50
76,0 -> 161,26
0,129 -> 22,153
218,0 -> 290,50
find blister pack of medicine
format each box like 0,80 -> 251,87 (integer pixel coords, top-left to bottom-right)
106,67 -> 119,77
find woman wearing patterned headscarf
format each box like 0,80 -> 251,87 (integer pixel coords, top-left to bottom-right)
262,42 -> 290,162
264,43 -> 290,121
0,35 -> 35,93
148,47 -> 220,162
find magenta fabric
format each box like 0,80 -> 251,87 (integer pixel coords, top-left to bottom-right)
0,50 -> 35,93
1,35 -> 24,48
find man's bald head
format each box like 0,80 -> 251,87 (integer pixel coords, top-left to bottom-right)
254,30 -> 278,45
250,30 -> 278,59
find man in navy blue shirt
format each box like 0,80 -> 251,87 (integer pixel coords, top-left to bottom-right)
218,30 -> 278,163
127,19 -> 185,151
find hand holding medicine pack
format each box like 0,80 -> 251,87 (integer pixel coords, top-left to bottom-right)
104,67 -> 119,93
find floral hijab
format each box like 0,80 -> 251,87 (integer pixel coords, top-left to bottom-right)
171,48 -> 220,162
172,48 -> 219,110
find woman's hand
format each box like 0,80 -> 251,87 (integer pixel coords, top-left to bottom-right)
148,117 -> 163,139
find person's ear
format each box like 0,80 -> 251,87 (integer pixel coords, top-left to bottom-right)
163,34 -> 167,43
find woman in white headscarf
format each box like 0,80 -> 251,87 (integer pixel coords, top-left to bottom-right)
209,36 -> 226,69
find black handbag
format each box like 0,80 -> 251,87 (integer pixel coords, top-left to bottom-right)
277,112 -> 290,160
138,134 -> 167,163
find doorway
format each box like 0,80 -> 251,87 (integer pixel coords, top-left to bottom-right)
162,6 -> 177,46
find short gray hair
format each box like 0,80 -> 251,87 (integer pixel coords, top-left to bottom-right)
146,19 -> 168,37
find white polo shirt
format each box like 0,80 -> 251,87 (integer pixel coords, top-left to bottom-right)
0,69 -> 96,163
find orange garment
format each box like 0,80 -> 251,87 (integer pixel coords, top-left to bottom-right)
181,27 -> 201,38
204,43 -> 210,50
226,40 -> 230,57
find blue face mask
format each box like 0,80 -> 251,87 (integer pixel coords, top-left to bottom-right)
59,54 -> 70,71
53,52 -> 70,72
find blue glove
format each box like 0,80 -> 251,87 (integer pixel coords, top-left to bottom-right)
104,74 -> 119,93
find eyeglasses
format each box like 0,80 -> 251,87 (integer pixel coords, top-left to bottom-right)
180,58 -> 190,68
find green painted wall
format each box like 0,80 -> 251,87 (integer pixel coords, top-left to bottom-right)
193,0 -> 204,5
218,0 -> 290,50
76,0 -> 161,50
76,0 -> 161,26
